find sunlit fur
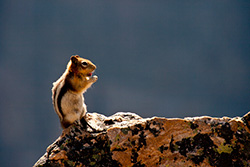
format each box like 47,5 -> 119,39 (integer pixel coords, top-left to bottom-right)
52,55 -> 98,128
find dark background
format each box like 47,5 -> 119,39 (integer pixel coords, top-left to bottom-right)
0,1 -> 249,166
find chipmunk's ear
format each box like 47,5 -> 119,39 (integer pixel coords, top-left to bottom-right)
70,55 -> 79,64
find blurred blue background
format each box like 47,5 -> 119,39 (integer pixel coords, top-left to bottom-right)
0,1 -> 249,166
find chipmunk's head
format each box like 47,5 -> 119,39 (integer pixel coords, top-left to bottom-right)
68,55 -> 96,77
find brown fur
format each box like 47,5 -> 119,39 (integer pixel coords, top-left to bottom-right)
52,55 -> 98,128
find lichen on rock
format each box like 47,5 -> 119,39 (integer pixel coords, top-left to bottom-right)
34,111 -> 250,167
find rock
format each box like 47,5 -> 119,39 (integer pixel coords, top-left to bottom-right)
34,112 -> 250,167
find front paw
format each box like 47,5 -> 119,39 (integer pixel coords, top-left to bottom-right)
91,75 -> 98,82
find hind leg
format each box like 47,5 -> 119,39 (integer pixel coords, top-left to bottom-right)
80,116 -> 98,132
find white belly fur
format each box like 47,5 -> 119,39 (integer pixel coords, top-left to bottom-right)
61,91 -> 86,124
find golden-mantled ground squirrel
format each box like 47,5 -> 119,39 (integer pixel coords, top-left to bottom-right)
52,55 -> 98,129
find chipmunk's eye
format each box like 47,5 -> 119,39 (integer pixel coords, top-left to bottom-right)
81,61 -> 88,67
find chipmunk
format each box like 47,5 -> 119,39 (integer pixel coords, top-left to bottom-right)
52,55 -> 98,129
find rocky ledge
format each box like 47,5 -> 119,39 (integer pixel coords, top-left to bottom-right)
34,112 -> 250,167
